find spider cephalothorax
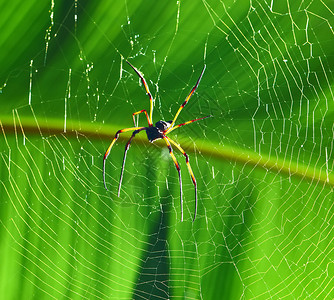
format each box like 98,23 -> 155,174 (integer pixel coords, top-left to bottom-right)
146,121 -> 172,142
103,61 -> 211,221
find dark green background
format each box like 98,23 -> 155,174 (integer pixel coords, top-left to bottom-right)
1,0 -> 334,299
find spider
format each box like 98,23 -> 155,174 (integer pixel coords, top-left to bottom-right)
103,61 -> 211,221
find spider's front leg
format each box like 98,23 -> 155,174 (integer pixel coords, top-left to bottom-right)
126,61 -> 154,124
132,109 -> 152,127
165,65 -> 206,134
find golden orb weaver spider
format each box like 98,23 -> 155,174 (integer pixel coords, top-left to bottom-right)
103,61 -> 211,221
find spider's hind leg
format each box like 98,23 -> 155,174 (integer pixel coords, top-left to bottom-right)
162,136 -> 184,222
103,126 -> 145,191
165,136 -> 198,221
117,127 -> 147,197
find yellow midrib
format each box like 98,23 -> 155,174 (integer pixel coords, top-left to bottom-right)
1,115 -> 333,187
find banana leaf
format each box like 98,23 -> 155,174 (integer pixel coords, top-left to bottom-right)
1,0 -> 334,299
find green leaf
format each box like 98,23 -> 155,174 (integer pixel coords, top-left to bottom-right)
1,0 -> 334,299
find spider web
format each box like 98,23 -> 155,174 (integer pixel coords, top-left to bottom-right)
1,0 -> 334,299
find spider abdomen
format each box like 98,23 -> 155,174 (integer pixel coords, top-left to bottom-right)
146,126 -> 164,142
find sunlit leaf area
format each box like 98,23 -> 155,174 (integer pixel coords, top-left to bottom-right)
1,1 -> 334,299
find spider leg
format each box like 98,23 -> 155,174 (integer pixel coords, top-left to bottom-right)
118,127 -> 147,197
132,109 -> 151,127
126,61 -> 154,126
165,65 -> 206,134
165,115 -> 212,134
162,136 -> 183,222
103,126 -> 145,191
165,136 -> 198,221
